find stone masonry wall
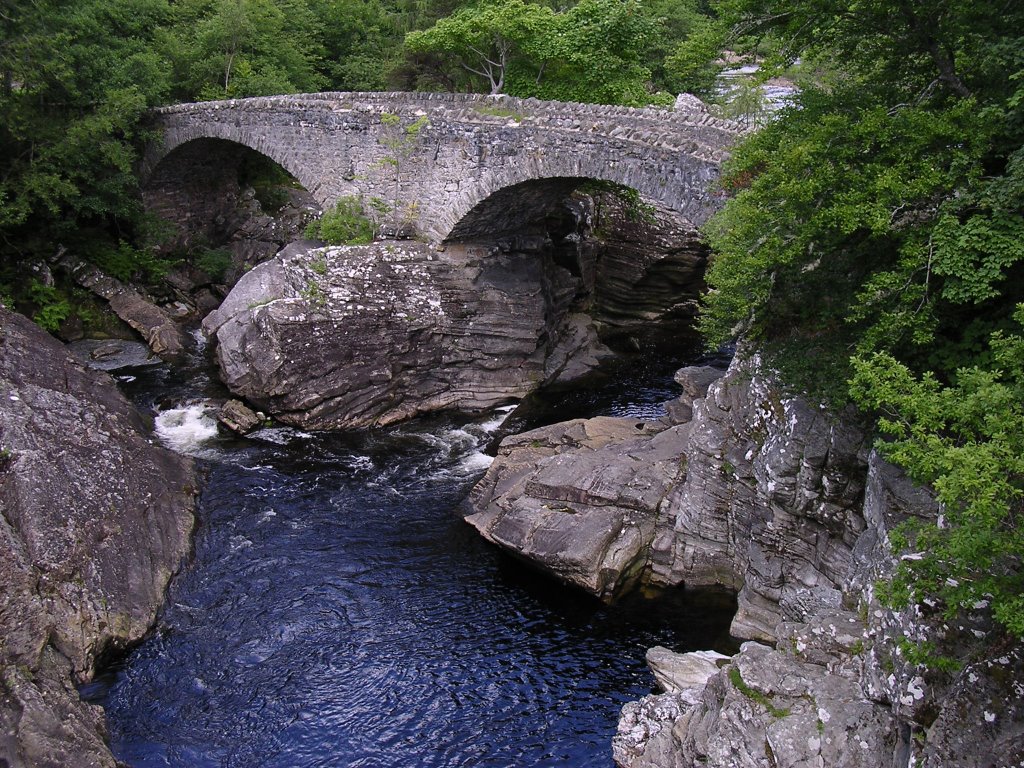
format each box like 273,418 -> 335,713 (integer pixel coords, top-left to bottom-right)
145,92 -> 742,243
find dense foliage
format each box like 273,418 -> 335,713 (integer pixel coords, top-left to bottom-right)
699,0 -> 1024,638
305,196 -> 374,245
404,0 -> 674,105
850,315 -> 1024,637
0,0 -> 714,320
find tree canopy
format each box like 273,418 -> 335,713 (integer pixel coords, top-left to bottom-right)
698,0 -> 1024,638
404,0 -> 676,105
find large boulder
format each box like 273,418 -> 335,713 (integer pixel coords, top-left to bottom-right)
465,416 -> 688,599
0,307 -> 196,767
202,240 -> 612,430
467,355 -> 869,634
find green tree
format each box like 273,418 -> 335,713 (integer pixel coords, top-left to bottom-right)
698,0 -> 1024,637
161,0 -> 326,101
0,0 -> 172,256
701,0 -> 1024,386
529,0 -> 667,105
404,0 -> 668,106
404,0 -> 554,95
662,11 -> 726,97
642,0 -> 720,95
311,0 -> 402,91
850,309 -> 1024,636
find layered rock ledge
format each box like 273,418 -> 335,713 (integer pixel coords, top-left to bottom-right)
0,307 -> 197,767
465,353 -> 1024,766
465,416 -> 687,599
203,239 -> 614,430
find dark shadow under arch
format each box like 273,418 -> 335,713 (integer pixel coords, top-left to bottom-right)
443,176 -> 698,248
142,138 -> 317,253
445,177 -> 590,244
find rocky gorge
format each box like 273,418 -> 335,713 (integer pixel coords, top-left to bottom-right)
466,353 -> 1024,766
2,133 -> 1021,767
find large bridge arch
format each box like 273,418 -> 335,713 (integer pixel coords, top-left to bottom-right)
140,135 -> 323,257
145,92 -> 743,246
443,168 -> 705,244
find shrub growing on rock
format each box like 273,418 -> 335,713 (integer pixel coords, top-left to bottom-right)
305,196 -> 374,245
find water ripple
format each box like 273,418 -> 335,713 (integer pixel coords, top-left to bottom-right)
94,383 -> 735,767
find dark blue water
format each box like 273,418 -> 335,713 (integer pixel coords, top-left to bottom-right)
86,345 -> 735,768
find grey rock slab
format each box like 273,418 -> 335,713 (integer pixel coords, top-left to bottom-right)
0,307 -> 196,767
67,339 -> 161,371
466,416 -> 685,599
646,647 -> 729,694
56,252 -> 188,360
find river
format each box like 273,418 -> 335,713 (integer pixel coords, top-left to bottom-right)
82,337 -> 736,767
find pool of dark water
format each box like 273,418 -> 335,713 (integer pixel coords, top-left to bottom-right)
84,337 -> 736,767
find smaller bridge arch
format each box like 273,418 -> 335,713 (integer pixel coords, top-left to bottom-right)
146,92 -> 742,245
143,123 -> 320,198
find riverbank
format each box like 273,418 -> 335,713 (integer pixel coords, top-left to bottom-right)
465,350 -> 1024,767
0,307 -> 196,767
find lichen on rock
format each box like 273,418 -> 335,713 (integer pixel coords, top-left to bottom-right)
0,307 -> 196,767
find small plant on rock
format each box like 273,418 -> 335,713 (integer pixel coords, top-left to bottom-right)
194,247 -> 233,282
305,197 -> 374,245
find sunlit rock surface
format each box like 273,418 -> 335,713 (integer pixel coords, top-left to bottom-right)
465,416 -> 687,599
0,307 -> 196,767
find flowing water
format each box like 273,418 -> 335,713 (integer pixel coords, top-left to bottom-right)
84,340 -> 736,768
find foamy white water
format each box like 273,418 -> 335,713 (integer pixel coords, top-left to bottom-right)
191,328 -> 208,354
456,450 -> 494,474
422,405 -> 516,477
154,404 -> 219,455
251,427 -> 316,445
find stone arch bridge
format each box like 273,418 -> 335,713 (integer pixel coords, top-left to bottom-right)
144,91 -> 741,243
156,93 -> 743,430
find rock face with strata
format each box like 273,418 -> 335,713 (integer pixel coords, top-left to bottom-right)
0,307 -> 196,767
464,364 -> 721,602
614,451 -> 1024,768
583,193 -> 708,336
465,416 -> 688,599
467,352 -> 1024,765
203,238 -> 615,430
472,353 -> 872,635
650,356 -> 871,640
